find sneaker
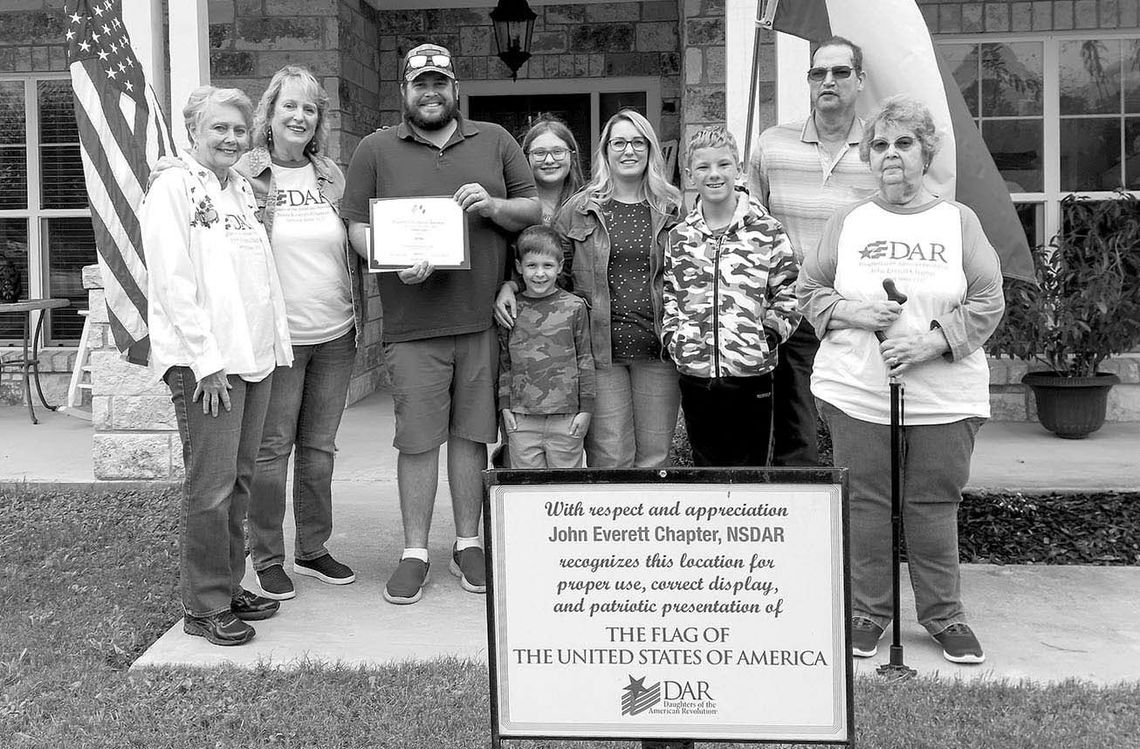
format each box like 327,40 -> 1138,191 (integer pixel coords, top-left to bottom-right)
932,623 -> 986,664
383,558 -> 430,605
851,616 -> 885,658
450,545 -> 487,594
184,610 -> 255,646
294,554 -> 356,585
257,564 -> 295,600
230,589 -> 280,621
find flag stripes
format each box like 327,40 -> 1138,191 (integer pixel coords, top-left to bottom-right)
67,0 -> 176,365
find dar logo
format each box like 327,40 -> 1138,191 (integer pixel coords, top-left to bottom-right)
620,675 -> 661,716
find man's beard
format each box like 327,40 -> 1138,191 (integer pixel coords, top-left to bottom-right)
403,98 -> 458,131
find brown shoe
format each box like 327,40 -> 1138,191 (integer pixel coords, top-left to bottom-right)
184,611 -> 255,646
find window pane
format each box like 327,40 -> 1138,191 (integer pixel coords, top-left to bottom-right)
982,119 -> 1043,192
1060,39 -> 1122,115
37,80 -> 78,145
1014,202 -> 1044,247
467,93 -> 592,177
981,42 -> 1043,117
1123,117 -> 1140,189
44,217 -> 96,343
599,92 -> 648,124
40,144 -> 88,209
0,146 -> 29,210
0,81 -> 26,145
0,219 -> 30,341
1060,117 -> 1121,191
939,43 -> 979,115
1124,39 -> 1140,113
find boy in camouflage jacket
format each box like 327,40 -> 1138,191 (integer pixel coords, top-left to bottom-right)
662,127 -> 801,466
498,226 -> 595,468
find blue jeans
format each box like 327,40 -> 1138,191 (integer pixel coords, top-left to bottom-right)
165,366 -> 273,617
249,329 -> 356,571
586,359 -> 680,468
820,400 -> 984,635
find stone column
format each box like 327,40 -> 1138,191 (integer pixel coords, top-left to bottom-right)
84,264 -> 182,481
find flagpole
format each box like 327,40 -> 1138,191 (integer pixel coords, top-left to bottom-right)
743,0 -> 777,168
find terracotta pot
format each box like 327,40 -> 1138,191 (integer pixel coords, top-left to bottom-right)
1021,371 -> 1120,439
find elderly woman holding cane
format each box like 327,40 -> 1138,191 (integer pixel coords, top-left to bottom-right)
236,66 -> 365,601
142,86 -> 293,646
797,95 -> 1004,665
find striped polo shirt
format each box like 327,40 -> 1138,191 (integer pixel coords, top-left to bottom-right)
748,116 -> 878,264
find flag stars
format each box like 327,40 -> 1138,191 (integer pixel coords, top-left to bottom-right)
103,24 -> 111,34
70,12 -> 81,23
98,50 -> 109,60
79,41 -> 90,52
66,30 -> 75,40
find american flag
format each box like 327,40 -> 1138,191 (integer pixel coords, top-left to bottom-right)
66,0 -> 176,365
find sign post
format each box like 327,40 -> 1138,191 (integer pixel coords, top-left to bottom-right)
484,468 -> 853,747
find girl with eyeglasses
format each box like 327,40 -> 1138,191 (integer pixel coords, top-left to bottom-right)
551,110 -> 683,468
798,95 -> 1004,666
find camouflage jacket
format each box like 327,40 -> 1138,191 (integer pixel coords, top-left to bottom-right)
498,288 -> 596,415
662,193 -> 801,378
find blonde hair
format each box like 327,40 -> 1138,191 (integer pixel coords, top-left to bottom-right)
684,126 -> 739,167
579,110 -> 680,216
251,65 -> 330,154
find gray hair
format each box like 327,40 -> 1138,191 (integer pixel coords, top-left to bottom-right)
251,65 -> 331,154
859,94 -> 942,170
182,86 -> 254,139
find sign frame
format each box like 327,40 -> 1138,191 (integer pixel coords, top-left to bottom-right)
367,195 -> 471,271
483,467 -> 854,748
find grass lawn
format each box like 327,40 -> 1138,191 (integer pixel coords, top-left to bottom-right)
2,486 -> 1138,749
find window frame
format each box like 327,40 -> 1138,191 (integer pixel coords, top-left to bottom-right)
934,30 -> 1140,247
0,73 -> 93,346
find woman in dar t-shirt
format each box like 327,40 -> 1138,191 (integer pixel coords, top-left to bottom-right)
235,65 -> 367,602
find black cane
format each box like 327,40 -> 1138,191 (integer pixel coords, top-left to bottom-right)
875,279 -> 916,680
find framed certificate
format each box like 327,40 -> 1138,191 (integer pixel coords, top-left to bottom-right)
368,195 -> 470,271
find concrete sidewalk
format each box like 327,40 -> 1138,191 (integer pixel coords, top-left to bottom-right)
3,394 -> 1139,684
3,391 -> 1139,490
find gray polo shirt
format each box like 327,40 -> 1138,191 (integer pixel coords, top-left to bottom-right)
342,117 -> 537,343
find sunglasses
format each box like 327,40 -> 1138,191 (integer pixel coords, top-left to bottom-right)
608,137 -> 649,153
869,136 -> 918,153
806,65 -> 856,82
529,147 -> 573,162
405,53 -> 452,72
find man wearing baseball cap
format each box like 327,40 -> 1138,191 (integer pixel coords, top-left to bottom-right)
342,43 -> 540,605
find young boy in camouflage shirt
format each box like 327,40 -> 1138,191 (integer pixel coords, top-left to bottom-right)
662,127 -> 801,466
498,225 -> 595,468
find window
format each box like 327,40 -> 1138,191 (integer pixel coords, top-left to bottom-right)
0,75 -> 93,345
462,77 -> 662,178
936,33 -> 1140,247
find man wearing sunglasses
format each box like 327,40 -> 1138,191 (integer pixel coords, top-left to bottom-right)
342,43 -> 540,606
749,36 -> 878,467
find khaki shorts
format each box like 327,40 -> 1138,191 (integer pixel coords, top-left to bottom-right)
384,327 -> 498,454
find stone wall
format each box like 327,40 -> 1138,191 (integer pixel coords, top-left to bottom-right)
914,0 -> 1140,32
372,1 -> 683,142
83,265 -> 183,481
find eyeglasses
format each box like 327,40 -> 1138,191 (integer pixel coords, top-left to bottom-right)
529,147 -> 573,162
405,53 -> 452,72
869,136 -> 918,153
806,65 -> 856,82
608,137 -> 649,153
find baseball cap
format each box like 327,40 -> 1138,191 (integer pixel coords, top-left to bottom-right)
402,43 -> 456,82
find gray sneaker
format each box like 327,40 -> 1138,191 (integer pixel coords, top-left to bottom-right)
851,616 -> 885,658
256,564 -> 295,600
294,554 -> 356,585
932,623 -> 985,664
450,545 -> 487,594
383,558 -> 430,605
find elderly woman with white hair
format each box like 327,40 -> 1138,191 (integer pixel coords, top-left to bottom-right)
142,86 -> 293,646
236,66 -> 365,602
798,95 -> 1004,665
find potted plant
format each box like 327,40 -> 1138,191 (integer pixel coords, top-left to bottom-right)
988,192 -> 1140,438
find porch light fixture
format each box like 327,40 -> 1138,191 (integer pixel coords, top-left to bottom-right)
490,0 -> 537,80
